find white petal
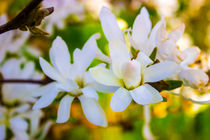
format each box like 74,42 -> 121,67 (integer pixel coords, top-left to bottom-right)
149,19 -> 166,50
99,7 -> 124,43
32,82 -> 58,97
73,34 -> 100,74
110,88 -> 132,112
56,95 -> 74,123
79,95 -> 107,127
144,61 -> 179,82
10,117 -> 28,131
0,125 -> 6,140
179,68 -> 209,88
144,84 -> 163,103
1,59 -> 22,79
90,66 -> 121,86
39,57 -> 62,81
50,36 -> 71,77
56,79 -> 78,92
130,84 -> 162,105
136,52 -> 153,68
109,40 -> 130,77
168,24 -> 185,42
20,62 -> 35,78
181,47 -> 200,66
33,87 -> 59,109
81,86 -> 98,100
122,60 -> 141,88
11,130 -> 29,140
132,7 -> 151,48
89,82 -> 118,93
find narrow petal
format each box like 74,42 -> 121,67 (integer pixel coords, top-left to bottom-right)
136,52 -> 153,68
181,47 -> 200,66
132,7 -> 151,48
0,125 -> 6,140
79,95 -> 107,127
39,57 -> 62,81
33,87 -> 60,109
89,82 -> 118,93
109,40 -> 130,78
90,66 -> 121,86
144,84 -> 163,103
122,60 -> 141,88
149,19 -> 166,49
73,34 -> 100,74
56,79 -> 78,92
110,88 -> 132,112
167,24 -> 185,42
81,86 -> 99,100
10,117 -> 28,131
50,36 -> 71,77
179,68 -> 209,88
144,61 -> 179,82
32,82 -> 58,97
20,62 -> 35,78
130,85 -> 152,105
56,95 -> 74,123
99,7 -> 124,43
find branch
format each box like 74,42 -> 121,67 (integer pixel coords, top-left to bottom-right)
0,78 -> 52,85
0,0 -> 54,35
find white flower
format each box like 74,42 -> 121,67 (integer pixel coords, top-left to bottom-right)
153,21 -> 209,88
90,40 -> 179,112
32,34 -> 109,126
0,15 -> 29,63
0,59 -> 43,104
0,105 -> 30,140
0,105 -> 48,140
178,47 -> 209,88
42,0 -> 84,32
99,7 -> 166,57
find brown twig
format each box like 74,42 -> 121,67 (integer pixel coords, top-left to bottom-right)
0,0 -> 54,35
0,78 -> 52,85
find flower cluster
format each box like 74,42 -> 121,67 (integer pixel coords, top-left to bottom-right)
31,7 -> 208,127
0,5 -> 209,140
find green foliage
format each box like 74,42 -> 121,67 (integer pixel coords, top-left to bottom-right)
165,80 -> 183,90
149,47 -> 158,61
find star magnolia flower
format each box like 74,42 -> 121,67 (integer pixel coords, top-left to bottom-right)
32,34 -> 109,126
0,59 -> 43,104
152,21 -> 209,88
42,0 -> 84,32
0,105 -> 45,140
0,15 -> 29,63
99,7 -> 165,57
90,39 -> 179,112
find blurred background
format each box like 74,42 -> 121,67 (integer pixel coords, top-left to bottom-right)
0,0 -> 210,139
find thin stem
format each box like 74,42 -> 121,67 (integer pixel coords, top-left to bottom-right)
170,92 -> 210,104
143,105 -> 155,140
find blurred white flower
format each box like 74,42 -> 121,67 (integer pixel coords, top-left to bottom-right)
32,34 -> 112,126
0,15 -> 29,63
91,7 -> 179,112
0,105 -> 51,140
154,22 -> 209,88
1,59 -> 43,104
42,0 -> 84,32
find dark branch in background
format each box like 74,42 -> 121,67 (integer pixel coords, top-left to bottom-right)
0,77 -> 53,85
0,0 -> 54,35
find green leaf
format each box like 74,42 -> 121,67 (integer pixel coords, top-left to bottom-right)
162,97 -> 167,102
165,80 -> 183,90
149,47 -> 158,61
